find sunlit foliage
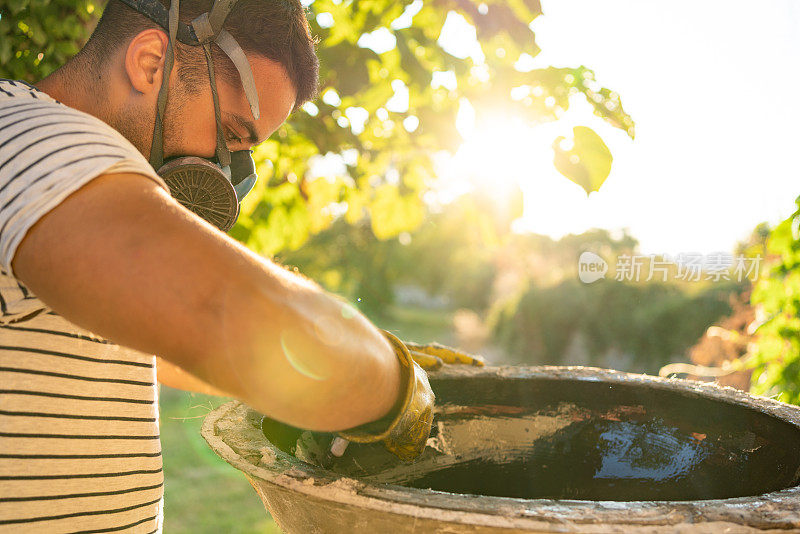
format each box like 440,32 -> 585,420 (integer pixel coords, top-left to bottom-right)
2,0 -> 634,254
489,277 -> 742,374
278,191 -> 513,313
0,0 -> 97,79
748,196 -> 800,403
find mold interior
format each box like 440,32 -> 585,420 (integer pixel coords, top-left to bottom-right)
261,375 -> 800,502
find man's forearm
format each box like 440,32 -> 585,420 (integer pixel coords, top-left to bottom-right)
197,253 -> 402,430
13,173 -> 401,431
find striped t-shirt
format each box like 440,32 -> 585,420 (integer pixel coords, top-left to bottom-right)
0,79 -> 169,533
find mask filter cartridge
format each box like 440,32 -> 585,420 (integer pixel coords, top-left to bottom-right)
157,157 -> 240,232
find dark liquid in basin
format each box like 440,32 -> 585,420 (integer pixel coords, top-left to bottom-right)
397,378 -> 800,501
405,417 -> 785,501
265,377 -> 800,502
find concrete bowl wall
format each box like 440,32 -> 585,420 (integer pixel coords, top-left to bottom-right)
201,366 -> 800,533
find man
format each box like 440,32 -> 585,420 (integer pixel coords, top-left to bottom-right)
0,0 -> 476,531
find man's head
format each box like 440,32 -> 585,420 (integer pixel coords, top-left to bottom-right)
77,0 -> 318,160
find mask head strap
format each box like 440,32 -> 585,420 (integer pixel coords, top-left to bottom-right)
201,41 -> 231,167
147,0 -> 179,169
212,29 -> 260,121
118,0 -> 262,167
117,0 -> 199,45
190,1 -> 260,121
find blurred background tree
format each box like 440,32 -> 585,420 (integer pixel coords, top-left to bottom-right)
746,198 -> 800,404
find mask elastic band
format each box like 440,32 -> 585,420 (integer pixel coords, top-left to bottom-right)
148,0 -> 179,169
191,9 -> 260,121
206,0 -> 239,36
202,42 -> 232,167
214,29 -> 260,120
117,0 -> 197,45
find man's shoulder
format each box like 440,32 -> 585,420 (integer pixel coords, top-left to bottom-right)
0,78 -> 132,146
0,78 -> 54,103
0,79 -> 168,279
0,78 -> 163,188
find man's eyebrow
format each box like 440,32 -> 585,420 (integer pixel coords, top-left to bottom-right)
230,113 -> 261,144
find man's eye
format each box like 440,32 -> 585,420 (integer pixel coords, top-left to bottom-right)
226,131 -> 243,143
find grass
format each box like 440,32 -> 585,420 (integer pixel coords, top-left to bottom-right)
159,305 -> 456,533
160,387 -> 281,533
373,304 -> 456,344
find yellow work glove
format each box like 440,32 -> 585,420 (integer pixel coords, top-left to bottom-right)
262,333 -> 485,463
336,330 -> 435,461
404,340 -> 486,371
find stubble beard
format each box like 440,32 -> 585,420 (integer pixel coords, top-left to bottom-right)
109,81 -> 189,167
110,96 -> 157,163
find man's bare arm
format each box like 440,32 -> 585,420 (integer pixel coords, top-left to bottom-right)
12,173 -> 401,432
156,356 -> 231,397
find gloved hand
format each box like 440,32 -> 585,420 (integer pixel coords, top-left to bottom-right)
262,332 -> 485,463
336,330 -> 435,461
404,340 -> 486,371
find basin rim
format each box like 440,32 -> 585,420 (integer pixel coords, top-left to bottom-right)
201,365 -> 800,530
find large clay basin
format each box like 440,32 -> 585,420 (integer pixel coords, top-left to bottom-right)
201,366 -> 800,532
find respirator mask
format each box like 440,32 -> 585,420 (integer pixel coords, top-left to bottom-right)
119,0 -> 261,231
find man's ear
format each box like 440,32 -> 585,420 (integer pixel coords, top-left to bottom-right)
124,28 -> 170,95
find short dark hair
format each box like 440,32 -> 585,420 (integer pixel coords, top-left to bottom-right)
87,0 -> 319,108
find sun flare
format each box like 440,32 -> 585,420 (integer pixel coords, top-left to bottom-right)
440,110 -> 597,238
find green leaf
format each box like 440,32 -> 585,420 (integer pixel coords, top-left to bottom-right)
552,126 -> 612,195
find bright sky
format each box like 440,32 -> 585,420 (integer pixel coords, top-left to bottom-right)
441,0 -> 800,256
